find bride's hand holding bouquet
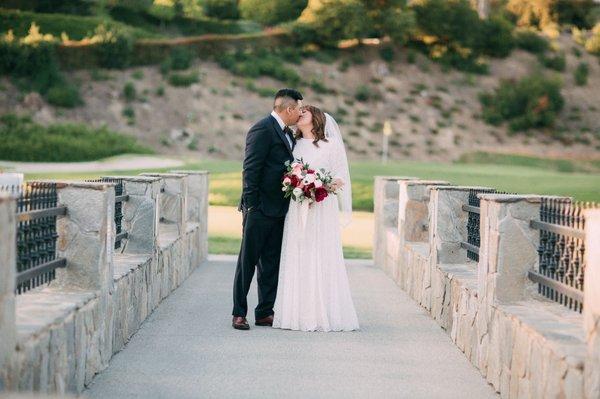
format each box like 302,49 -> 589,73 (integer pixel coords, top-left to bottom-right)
281,158 -> 341,206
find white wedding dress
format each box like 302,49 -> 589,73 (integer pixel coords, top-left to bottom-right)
273,114 -> 359,332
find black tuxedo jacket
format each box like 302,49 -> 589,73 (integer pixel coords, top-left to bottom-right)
239,115 -> 295,218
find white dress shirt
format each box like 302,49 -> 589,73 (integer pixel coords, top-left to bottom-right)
271,111 -> 293,148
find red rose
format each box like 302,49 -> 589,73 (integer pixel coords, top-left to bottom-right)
307,169 -> 315,174
315,187 -> 328,202
303,183 -> 314,197
290,175 -> 300,187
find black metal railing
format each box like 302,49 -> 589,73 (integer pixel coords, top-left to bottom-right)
1,182 -> 67,294
86,178 -> 129,249
460,188 -> 496,262
529,197 -> 596,312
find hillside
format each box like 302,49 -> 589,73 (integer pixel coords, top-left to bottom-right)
1,33 -> 598,164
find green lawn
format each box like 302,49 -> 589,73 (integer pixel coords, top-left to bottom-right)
209,235 -> 372,259
26,157 -> 600,212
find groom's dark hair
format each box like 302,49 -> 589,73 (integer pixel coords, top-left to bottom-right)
273,88 -> 303,111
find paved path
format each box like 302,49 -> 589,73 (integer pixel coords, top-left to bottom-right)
84,256 -> 497,399
0,155 -> 184,174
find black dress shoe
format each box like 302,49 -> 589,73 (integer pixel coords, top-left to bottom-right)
255,315 -> 274,326
232,316 -> 250,330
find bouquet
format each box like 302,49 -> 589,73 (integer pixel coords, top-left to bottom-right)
282,159 -> 339,205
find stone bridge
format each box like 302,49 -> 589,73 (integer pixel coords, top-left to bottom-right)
0,175 -> 598,399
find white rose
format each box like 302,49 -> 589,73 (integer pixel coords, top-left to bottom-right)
292,187 -> 303,197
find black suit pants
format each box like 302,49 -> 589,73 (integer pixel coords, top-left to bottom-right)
232,210 -> 285,319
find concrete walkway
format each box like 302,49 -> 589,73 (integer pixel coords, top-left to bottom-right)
0,155 -> 184,174
84,256 -> 498,399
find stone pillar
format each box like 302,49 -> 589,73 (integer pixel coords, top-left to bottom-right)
170,170 -> 209,259
373,176 -> 417,269
52,181 -> 116,371
429,186 -> 493,265
477,194 -> 542,305
140,173 -> 188,236
103,176 -> 161,255
584,209 -> 600,399
398,180 -> 450,244
52,182 -> 115,294
0,192 -> 16,390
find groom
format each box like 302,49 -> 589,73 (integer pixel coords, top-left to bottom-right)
232,88 -> 304,330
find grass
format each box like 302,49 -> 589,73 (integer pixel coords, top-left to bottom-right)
209,236 -> 371,259
458,151 -> 600,174
24,156 -> 600,212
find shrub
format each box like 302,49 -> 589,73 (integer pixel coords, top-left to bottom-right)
0,41 -> 59,91
555,0 -> 599,29
354,85 -> 373,102
410,0 -> 503,72
584,23 -> 600,54
506,0 -> 558,32
245,81 -> 275,97
187,136 -> 199,150
303,0 -> 414,46
46,83 -> 82,108
379,46 -> 395,62
309,79 -> 329,94
303,0 -> 369,46
239,0 -> 308,26
0,41 -> 83,107
203,0 -> 240,20
123,82 -> 137,101
95,31 -> 133,69
477,15 -> 516,58
514,30 -> 550,54
574,62 -> 589,85
169,46 -> 193,70
479,74 -> 564,131
122,105 -> 135,119
0,8 -> 151,41
412,0 -> 482,50
168,71 -> 199,87
156,85 -> 165,96
216,50 -> 301,85
0,114 -> 152,162
90,69 -> 111,81
538,52 -> 567,71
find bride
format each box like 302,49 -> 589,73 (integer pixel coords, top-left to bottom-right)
272,105 -> 359,332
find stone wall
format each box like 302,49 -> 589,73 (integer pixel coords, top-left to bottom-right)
374,177 -> 598,399
0,171 -> 209,395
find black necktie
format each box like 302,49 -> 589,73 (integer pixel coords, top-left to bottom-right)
283,126 -> 295,149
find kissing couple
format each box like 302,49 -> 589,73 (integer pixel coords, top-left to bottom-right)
232,88 -> 359,332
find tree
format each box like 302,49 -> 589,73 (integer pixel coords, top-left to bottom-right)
301,0 -> 415,46
239,0 -> 308,26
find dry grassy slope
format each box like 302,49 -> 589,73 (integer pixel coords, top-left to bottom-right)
0,34 -> 599,162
